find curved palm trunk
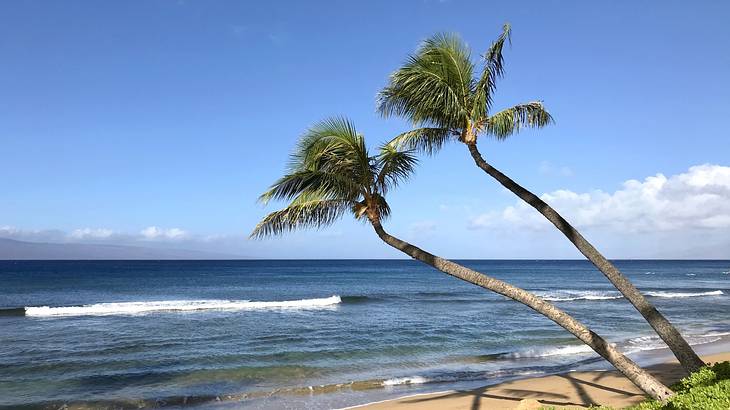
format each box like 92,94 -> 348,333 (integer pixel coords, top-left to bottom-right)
465,142 -> 704,373
367,217 -> 672,401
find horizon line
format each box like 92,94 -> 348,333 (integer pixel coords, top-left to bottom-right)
2,258 -> 729,262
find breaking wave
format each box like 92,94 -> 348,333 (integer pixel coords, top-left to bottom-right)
382,376 -> 429,386
623,331 -> 730,354
536,290 -> 623,302
499,330 -> 730,360
536,289 -> 725,302
500,344 -> 595,359
644,290 -> 724,298
22,296 -> 342,317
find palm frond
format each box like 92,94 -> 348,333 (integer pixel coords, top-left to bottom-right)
376,144 -> 418,194
254,117 -> 415,236
290,117 -> 357,168
388,127 -> 454,155
471,23 -> 512,120
258,170 -> 362,205
290,117 -> 373,186
250,192 -> 353,239
377,33 -> 472,128
483,101 -> 554,140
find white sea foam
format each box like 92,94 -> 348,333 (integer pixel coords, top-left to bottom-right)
544,295 -> 623,302
504,344 -> 595,359
537,290 -> 623,302
622,335 -> 667,354
538,289 -> 724,302
506,329 -> 730,361
645,290 -> 724,298
25,296 -> 342,317
623,331 -> 730,354
695,332 -> 730,339
382,376 -> 429,386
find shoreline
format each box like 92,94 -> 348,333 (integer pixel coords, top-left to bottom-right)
13,337 -> 729,410
347,349 -> 730,410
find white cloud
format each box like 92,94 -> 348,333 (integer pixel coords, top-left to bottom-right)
1,226 -> 193,242
470,164 -> 730,233
0,226 -> 67,242
140,226 -> 188,240
69,228 -> 115,239
0,226 -> 20,236
0,225 -> 255,257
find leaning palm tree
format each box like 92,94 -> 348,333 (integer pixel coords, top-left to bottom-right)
251,117 -> 673,400
377,25 -> 704,372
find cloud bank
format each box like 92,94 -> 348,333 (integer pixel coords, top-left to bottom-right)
0,225 -> 253,258
470,164 -> 730,233
139,226 -> 189,240
1,226 -> 191,244
2,164 -> 729,259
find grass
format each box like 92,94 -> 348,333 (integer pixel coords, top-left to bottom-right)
545,361 -> 730,410
625,361 -> 730,409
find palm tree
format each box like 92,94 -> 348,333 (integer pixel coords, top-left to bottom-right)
377,25 -> 704,373
250,117 -> 673,401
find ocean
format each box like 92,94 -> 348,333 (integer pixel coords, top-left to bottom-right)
1,260 -> 729,409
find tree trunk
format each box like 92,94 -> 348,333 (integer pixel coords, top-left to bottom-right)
367,217 -> 673,401
465,142 -> 705,373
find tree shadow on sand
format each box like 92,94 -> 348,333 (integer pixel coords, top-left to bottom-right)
394,361 -> 688,409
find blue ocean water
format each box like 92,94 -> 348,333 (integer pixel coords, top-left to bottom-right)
1,260 -> 729,409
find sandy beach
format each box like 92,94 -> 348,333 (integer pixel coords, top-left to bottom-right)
354,351 -> 730,410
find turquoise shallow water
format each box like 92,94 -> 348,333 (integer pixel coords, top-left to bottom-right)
1,260 -> 729,409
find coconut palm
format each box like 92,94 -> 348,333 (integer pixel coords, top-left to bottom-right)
377,25 -> 704,372
250,117 -> 673,400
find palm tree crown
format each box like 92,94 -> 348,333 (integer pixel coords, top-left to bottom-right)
251,117 -> 417,238
378,24 -> 553,151
378,25 -> 706,373
249,118 -> 675,401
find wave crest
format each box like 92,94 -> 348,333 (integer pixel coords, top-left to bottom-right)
500,344 -> 595,359
645,290 -> 723,298
24,296 -> 342,317
382,376 -> 429,386
536,290 -> 623,302
536,289 -> 725,302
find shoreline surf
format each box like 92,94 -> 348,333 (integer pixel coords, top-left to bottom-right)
349,349 -> 730,410
6,335 -> 730,410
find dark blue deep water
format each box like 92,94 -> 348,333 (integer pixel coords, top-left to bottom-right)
1,260 -> 729,409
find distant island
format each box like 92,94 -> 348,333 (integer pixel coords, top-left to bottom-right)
0,238 -> 245,260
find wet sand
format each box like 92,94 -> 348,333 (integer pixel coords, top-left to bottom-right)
354,351 -> 730,410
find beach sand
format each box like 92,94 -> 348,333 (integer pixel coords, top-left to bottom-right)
355,351 -> 730,410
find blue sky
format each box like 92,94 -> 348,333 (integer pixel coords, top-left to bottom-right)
1,1 -> 729,258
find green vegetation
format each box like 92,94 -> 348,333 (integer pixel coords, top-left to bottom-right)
545,362 -> 730,410
629,362 -> 730,410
